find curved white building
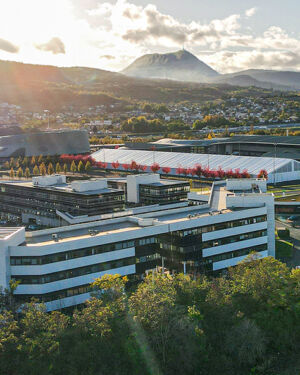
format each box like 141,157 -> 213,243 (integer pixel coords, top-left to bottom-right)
92,148 -> 300,183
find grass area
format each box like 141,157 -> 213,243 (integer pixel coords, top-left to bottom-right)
268,184 -> 300,194
276,239 -> 293,259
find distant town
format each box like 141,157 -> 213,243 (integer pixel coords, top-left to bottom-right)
1,92 -> 300,138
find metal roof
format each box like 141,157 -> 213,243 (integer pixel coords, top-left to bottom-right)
210,135 -> 300,146
92,149 -> 296,175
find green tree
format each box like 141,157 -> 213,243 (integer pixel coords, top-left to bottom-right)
70,160 -> 77,174
78,160 -> 84,173
30,156 -> 36,166
16,167 -> 23,178
24,167 -> 30,179
63,163 -> 68,174
129,273 -> 202,374
22,156 -> 29,167
20,302 -> 69,374
33,165 -> 39,176
56,163 -> 61,174
39,162 -> 46,176
9,167 -> 14,179
85,161 -> 91,172
47,162 -> 54,175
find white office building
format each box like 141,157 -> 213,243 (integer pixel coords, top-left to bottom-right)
0,179 -> 274,311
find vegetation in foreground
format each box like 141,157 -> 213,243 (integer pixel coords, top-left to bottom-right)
0,255 -> 299,375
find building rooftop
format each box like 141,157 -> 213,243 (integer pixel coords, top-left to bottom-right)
0,227 -> 23,239
0,179 -> 121,196
93,148 -> 296,176
21,179 -> 269,247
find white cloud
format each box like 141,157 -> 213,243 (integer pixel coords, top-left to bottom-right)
0,38 -> 19,53
35,37 -> 65,54
245,7 -> 257,17
0,0 -> 299,73
203,50 -> 300,73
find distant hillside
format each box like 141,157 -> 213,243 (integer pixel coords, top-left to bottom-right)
0,59 -> 292,111
213,69 -> 300,90
122,50 -> 219,82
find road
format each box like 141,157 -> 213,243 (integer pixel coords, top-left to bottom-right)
276,220 -> 300,268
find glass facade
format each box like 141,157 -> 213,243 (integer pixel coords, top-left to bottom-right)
0,184 -> 125,219
139,182 -> 190,205
11,214 -> 269,303
14,256 -> 135,284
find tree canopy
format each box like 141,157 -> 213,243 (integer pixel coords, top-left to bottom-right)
0,255 -> 299,375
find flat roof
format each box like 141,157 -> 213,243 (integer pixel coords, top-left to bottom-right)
143,180 -> 189,187
0,180 -> 121,196
26,220 -> 139,245
0,227 -> 22,239
23,181 -> 269,246
153,136 -> 300,147
211,135 -> 300,146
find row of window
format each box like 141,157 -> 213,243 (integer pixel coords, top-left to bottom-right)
202,230 -> 267,249
173,215 -> 267,238
160,242 -> 201,253
139,186 -> 189,196
205,244 -> 268,263
14,245 -> 268,302
16,284 -> 92,303
13,256 -> 135,285
15,253 -> 161,302
136,253 -> 161,263
11,239 -> 136,266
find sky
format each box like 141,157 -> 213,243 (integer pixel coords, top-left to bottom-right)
0,0 -> 299,73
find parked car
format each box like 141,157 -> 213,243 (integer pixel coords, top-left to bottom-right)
27,224 -> 40,230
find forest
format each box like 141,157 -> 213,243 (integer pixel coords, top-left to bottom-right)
0,255 -> 299,375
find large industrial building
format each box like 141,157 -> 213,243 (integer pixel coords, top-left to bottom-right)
0,129 -> 90,158
123,136 -> 300,161
92,148 -> 300,183
0,178 -> 275,311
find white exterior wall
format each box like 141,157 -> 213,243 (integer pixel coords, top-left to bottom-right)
32,175 -> 66,186
0,228 -> 25,290
14,265 -> 136,295
268,170 -> 300,184
71,179 -> 107,192
226,194 -> 275,257
127,174 -> 160,203
226,179 -> 267,192
45,292 -> 92,311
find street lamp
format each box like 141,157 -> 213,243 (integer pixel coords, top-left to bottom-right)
273,143 -> 277,186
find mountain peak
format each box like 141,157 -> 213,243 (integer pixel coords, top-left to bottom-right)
122,50 -> 219,82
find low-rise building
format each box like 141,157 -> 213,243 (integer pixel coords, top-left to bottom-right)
0,176 -> 125,226
0,179 -> 275,311
108,174 -> 190,205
